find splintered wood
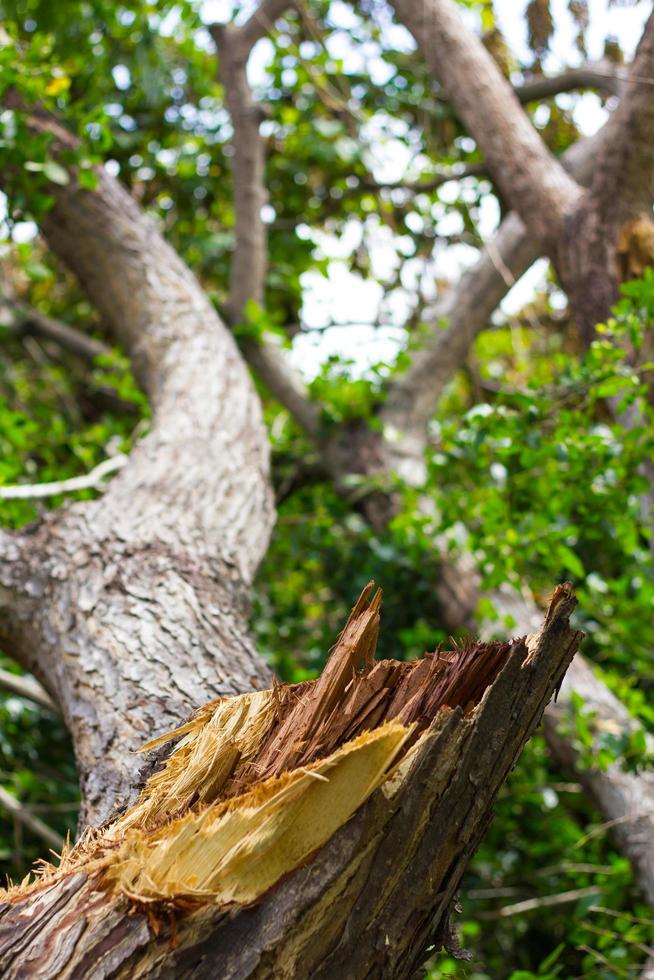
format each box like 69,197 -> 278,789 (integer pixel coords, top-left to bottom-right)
230,585 -> 512,792
0,582 -> 551,910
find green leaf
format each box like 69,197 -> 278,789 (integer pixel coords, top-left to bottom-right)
78,168 -> 98,190
43,160 -> 70,186
557,545 -> 585,580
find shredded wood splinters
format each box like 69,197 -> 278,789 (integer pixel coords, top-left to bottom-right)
1,581 -> 539,911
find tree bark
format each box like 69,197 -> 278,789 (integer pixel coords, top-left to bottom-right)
374,128 -> 607,622
514,60 -> 626,103
389,0 -> 581,246
388,1 -> 654,343
558,12 -> 654,341
0,587 -> 581,979
210,12 -> 322,439
0,163 -> 275,827
380,130 -> 603,450
1,6 -> 653,971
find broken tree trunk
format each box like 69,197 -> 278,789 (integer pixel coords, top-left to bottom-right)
0,583 -> 581,978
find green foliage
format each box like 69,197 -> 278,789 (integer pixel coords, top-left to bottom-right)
425,278 -> 654,707
420,730 -> 652,978
565,688 -> 653,776
0,327 -> 147,528
0,657 -> 78,881
413,280 -> 654,975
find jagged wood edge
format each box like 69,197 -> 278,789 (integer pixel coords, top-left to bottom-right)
0,590 -> 581,979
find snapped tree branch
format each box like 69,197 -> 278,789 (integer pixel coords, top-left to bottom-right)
0,584 -> 582,978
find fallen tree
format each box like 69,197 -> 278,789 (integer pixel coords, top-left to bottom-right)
0,584 -> 581,978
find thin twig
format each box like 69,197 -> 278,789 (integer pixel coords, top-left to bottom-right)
0,454 -> 128,500
239,0 -> 293,54
0,668 -> 59,713
585,922 -> 654,959
26,802 -> 79,813
576,944 -> 635,978
467,885 -> 524,899
514,61 -> 626,102
574,812 -> 649,849
536,862 -> 616,876
0,786 -> 64,852
480,885 -> 602,919
1,296 -> 110,362
361,163 -> 487,194
589,906 -> 654,927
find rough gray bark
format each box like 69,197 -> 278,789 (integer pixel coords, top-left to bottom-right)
381,127 -> 605,476
389,0 -> 581,246
559,12 -> 654,341
0,589 -> 581,979
0,163 -> 275,827
210,8 -> 321,439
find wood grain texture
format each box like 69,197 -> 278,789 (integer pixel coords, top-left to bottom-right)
0,587 -> 581,978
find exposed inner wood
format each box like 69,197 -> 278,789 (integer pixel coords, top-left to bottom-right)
0,584 -> 582,980
0,582 -> 520,911
0,581 -> 568,913
115,583 -> 515,835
